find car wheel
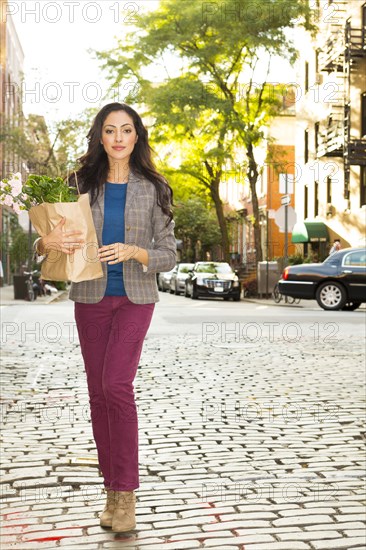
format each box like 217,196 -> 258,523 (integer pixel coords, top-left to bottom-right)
191,286 -> 198,299
342,302 -> 361,311
316,282 -> 347,310
272,283 -> 281,303
233,295 -> 240,302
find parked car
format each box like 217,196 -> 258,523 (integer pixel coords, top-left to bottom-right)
157,267 -> 176,292
278,247 -> 366,311
185,261 -> 241,301
169,262 -> 195,295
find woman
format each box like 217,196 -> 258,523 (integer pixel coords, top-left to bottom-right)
34,102 -> 177,532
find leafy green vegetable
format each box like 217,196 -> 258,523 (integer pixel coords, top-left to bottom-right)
21,174 -> 79,208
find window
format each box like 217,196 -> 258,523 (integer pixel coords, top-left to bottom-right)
343,251 -> 366,266
315,122 -> 320,153
314,181 -> 319,216
304,185 -> 308,219
304,129 -> 309,163
305,0 -> 319,23
361,92 -> 366,138
326,177 -> 332,203
305,61 -> 309,93
315,49 -> 319,74
279,174 -> 294,194
361,166 -> 366,207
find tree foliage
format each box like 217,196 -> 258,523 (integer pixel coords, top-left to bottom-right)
0,108 -> 99,178
174,197 -> 222,262
96,0 -> 316,262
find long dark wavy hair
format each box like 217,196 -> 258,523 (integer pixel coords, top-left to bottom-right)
67,102 -> 174,224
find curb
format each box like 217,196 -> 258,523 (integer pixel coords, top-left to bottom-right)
242,297 -> 304,307
44,290 -> 68,304
0,289 -> 68,306
242,297 -> 366,310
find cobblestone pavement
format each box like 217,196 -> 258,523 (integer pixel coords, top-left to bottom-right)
1,323 -> 365,549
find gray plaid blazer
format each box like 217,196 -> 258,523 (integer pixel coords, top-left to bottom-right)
35,169 -> 177,304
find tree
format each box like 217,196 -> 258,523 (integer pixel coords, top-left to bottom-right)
9,226 -> 29,274
148,121 -> 235,261
96,0 -> 316,261
52,108 -> 100,174
0,108 -> 99,177
174,197 -> 222,261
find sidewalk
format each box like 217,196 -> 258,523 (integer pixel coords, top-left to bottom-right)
2,284 -> 364,311
0,284 -> 310,309
0,285 -> 67,306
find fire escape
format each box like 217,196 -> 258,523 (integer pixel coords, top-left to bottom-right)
316,1 -> 366,205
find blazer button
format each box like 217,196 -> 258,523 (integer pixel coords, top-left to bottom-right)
126,225 -> 131,231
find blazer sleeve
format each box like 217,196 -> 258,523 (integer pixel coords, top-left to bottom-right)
141,198 -> 177,275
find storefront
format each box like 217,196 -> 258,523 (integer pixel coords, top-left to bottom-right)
291,221 -> 330,261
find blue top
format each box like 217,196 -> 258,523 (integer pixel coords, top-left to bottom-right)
102,182 -> 128,296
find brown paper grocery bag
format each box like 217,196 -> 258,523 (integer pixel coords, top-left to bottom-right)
29,193 -> 104,282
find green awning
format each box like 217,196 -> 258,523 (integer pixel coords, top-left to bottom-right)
291,221 -> 329,243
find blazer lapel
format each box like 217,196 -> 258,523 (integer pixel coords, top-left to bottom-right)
95,167 -> 141,216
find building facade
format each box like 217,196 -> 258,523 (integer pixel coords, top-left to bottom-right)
293,0 -> 366,257
0,1 -> 25,284
219,106 -> 297,269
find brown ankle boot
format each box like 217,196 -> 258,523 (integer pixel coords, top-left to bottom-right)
99,488 -> 116,528
111,490 -> 136,532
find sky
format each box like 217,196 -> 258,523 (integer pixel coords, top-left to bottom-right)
9,0 -> 296,124
10,0 -> 161,121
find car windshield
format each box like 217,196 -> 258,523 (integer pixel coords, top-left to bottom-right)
179,264 -> 194,273
195,263 -> 233,274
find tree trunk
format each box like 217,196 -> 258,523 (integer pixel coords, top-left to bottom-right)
210,176 -> 230,263
246,143 -> 263,263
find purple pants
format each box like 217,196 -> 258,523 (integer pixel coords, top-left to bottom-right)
74,296 -> 155,491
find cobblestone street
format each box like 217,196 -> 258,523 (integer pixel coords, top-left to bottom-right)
1,296 -> 365,549
2,0 -> 366,546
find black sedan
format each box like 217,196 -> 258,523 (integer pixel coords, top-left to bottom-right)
278,247 -> 366,310
185,261 -> 241,301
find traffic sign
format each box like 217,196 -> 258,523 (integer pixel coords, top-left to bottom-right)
274,206 -> 297,232
281,195 -> 291,206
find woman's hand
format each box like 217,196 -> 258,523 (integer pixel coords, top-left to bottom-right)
39,217 -> 85,255
98,242 -> 139,264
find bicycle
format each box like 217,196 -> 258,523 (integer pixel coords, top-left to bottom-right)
272,283 -> 300,305
23,270 -> 39,302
